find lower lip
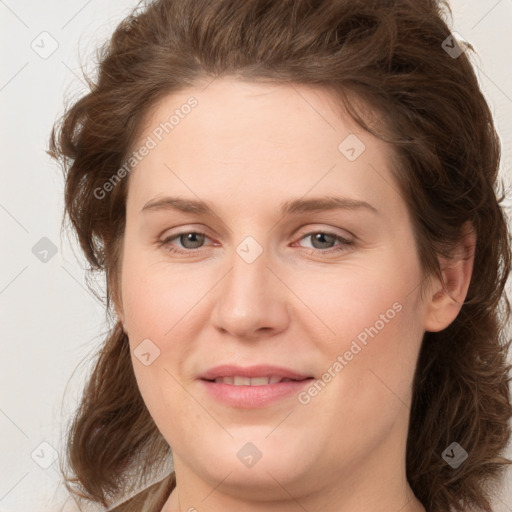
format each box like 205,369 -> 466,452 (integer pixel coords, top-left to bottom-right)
198,378 -> 314,408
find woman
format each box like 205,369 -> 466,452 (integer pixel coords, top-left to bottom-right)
48,0 -> 512,511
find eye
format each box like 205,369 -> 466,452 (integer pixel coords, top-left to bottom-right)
294,231 -> 354,254
159,231 -> 211,254
159,229 -> 354,256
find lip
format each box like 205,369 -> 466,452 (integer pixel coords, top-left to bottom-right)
197,364 -> 314,408
199,364 -> 312,381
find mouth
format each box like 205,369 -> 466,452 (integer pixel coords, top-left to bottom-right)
197,365 -> 315,408
202,376 -> 312,385
198,364 -> 314,383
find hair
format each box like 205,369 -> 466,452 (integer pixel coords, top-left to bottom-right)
48,0 -> 512,511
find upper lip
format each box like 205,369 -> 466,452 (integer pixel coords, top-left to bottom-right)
199,364 -> 313,381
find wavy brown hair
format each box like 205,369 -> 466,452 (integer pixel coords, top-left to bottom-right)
48,0 -> 512,511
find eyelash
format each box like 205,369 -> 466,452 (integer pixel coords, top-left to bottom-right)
158,230 -> 355,256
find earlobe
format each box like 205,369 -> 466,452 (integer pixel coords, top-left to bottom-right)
423,221 -> 477,333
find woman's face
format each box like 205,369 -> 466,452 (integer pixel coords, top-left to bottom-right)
117,78 -> 438,506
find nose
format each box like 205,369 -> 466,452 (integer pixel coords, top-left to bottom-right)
210,240 -> 290,340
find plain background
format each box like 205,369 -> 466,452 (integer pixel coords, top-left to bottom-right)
1,1 -> 511,511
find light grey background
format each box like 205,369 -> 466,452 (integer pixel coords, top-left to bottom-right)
0,1 -> 511,511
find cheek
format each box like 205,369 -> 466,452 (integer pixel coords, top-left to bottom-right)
120,256 -> 212,417
303,257 -> 424,404
121,252 -> 202,339
295,257 -> 419,346
296,277 -> 423,465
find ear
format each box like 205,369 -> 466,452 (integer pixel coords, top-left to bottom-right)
423,221 -> 476,333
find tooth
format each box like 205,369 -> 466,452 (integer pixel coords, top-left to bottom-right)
250,377 -> 270,385
213,377 -> 234,383
233,376 -> 251,386
214,376 -> 289,385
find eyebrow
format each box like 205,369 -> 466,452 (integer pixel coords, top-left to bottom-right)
141,195 -> 378,216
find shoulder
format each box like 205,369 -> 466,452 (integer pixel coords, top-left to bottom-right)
108,472 -> 176,511
56,496 -> 107,512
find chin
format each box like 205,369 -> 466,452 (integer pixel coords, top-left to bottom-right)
183,431 -> 317,496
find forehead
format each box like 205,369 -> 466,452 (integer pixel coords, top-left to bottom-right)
125,78 -> 404,220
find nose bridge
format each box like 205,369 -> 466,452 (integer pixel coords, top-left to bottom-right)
211,233 -> 289,337
228,235 -> 270,301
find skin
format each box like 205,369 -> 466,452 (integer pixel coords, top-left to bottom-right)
114,77 -> 475,512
